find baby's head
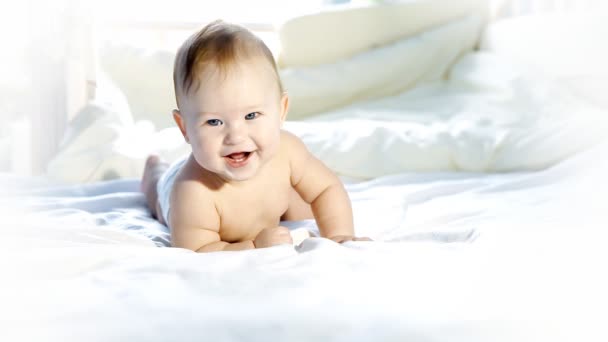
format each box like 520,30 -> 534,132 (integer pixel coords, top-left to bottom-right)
173,20 -> 284,107
172,20 -> 289,182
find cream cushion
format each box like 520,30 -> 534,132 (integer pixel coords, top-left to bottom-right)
99,43 -> 177,130
277,0 -> 488,68
282,14 -> 485,119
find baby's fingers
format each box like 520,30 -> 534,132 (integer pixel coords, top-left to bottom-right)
275,226 -> 293,245
329,235 -> 353,243
329,235 -> 373,243
353,236 -> 372,241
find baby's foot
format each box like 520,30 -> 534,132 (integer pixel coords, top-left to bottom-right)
141,155 -> 169,194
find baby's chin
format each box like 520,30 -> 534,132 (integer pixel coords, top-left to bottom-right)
202,151 -> 273,182
219,169 -> 258,182
217,162 -> 261,182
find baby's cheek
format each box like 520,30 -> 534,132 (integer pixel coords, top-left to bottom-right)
265,125 -> 282,144
195,135 -> 216,151
191,141 -> 215,162
263,144 -> 278,158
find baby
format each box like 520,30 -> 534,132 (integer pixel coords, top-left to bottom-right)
141,20 -> 370,252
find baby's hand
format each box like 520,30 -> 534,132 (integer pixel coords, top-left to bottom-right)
329,235 -> 373,244
254,226 -> 293,248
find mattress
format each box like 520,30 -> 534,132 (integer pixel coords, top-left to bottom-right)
2,136 -> 607,341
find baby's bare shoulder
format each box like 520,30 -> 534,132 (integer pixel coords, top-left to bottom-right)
172,160 -> 215,197
280,129 -> 303,145
279,129 -> 309,157
279,129 -> 315,185
169,160 -> 220,230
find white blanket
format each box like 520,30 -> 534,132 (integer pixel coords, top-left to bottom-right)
2,137 -> 607,342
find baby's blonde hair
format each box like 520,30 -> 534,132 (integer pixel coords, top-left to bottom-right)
173,20 -> 283,108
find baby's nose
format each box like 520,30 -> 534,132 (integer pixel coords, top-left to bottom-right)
224,123 -> 247,145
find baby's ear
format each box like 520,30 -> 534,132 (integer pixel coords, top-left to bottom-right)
280,92 -> 289,124
172,109 -> 189,143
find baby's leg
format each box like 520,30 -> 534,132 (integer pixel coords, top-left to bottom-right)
141,155 -> 170,225
281,187 -> 314,221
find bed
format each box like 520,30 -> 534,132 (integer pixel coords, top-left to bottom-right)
3,1 -> 608,341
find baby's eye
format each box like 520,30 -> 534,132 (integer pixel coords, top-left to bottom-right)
206,119 -> 223,126
244,112 -> 259,120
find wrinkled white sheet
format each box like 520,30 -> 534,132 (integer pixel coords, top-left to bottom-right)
2,137 -> 607,342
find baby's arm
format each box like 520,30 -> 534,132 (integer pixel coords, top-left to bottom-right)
284,132 -> 355,239
169,180 -> 255,252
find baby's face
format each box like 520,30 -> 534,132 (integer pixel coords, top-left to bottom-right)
179,57 -> 287,182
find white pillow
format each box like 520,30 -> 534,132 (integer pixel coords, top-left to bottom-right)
283,51 -> 608,179
282,14 -> 485,119
480,12 -> 608,110
277,0 -> 488,68
99,43 -> 177,130
46,73 -> 188,183
46,111 -> 189,183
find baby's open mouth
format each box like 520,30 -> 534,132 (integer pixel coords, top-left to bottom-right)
224,151 -> 252,168
225,152 -> 251,162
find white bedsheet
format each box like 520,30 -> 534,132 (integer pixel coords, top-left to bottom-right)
2,136 -> 607,342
